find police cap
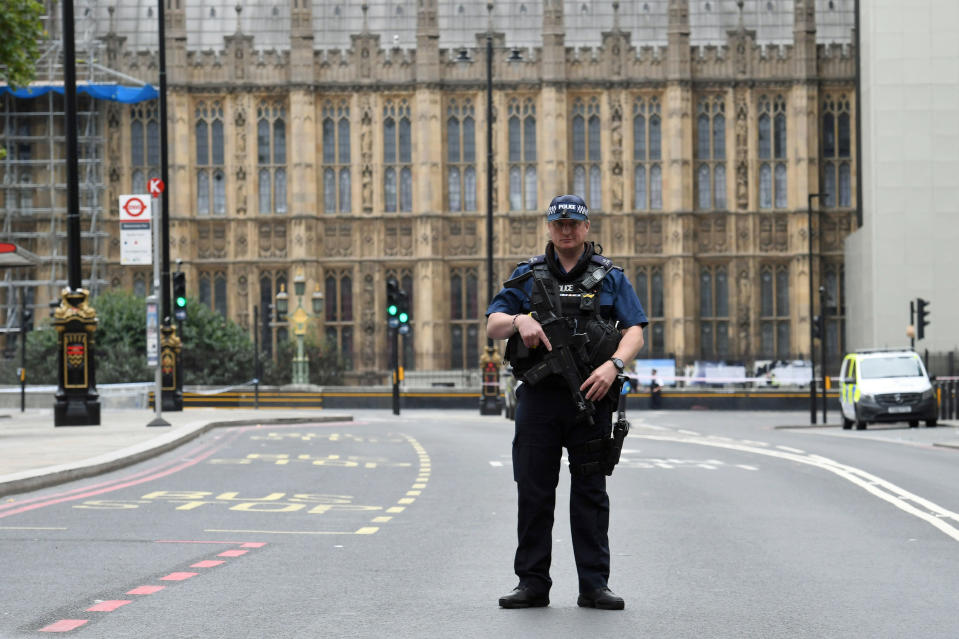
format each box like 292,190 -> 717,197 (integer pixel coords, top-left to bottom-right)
545,194 -> 589,222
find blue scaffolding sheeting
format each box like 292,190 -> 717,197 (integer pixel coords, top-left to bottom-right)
0,84 -> 158,103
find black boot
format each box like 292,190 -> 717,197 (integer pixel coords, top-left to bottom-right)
498,586 -> 549,609
577,587 -> 624,610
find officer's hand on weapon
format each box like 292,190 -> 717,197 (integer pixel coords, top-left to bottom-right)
514,313 -> 552,352
580,360 -> 618,402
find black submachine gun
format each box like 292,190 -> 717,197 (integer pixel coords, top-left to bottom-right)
504,270 -> 595,427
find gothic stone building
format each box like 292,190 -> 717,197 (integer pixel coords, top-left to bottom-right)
1,0 -> 857,378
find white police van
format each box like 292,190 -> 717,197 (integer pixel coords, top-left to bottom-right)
838,349 -> 938,430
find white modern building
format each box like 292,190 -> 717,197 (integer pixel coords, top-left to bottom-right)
846,0 -> 959,358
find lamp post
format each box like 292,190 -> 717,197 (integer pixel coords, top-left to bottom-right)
807,193 -> 821,425
277,275 -> 323,386
820,284 -> 828,424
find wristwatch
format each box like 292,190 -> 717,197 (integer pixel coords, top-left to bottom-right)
609,357 -> 624,373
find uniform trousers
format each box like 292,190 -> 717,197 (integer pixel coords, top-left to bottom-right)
512,382 -> 613,594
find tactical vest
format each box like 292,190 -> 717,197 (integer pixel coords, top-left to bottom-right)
506,244 -> 623,383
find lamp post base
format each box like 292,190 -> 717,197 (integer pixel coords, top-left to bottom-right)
479,395 -> 502,415
54,395 -> 100,426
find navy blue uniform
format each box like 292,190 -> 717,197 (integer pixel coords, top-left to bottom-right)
487,253 -> 647,596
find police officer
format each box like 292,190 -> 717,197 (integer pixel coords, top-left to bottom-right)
486,194 -> 647,610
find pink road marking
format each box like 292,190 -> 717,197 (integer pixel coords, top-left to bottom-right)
127,585 -> 165,595
39,619 -> 88,632
240,542 -> 266,548
160,572 -> 198,581
217,549 -> 248,557
191,560 -> 225,568
0,429 -> 247,520
156,540 -> 247,545
86,600 -> 132,612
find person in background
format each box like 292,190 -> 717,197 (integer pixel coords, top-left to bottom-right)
650,368 -> 663,409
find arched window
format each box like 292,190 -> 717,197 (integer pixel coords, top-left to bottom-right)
634,265 -> 665,357
822,94 -> 854,208
384,99 -> 412,212
195,101 -> 225,216
324,268 -> 355,370
695,97 -> 726,210
447,98 -> 477,212
760,265 -> 791,359
758,95 -> 787,210
130,103 -> 160,195
571,96 -> 601,208
450,266 -> 479,369
322,99 -> 351,213
508,97 -> 537,211
699,264 -> 729,360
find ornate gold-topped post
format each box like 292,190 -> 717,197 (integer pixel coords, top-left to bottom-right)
161,324 -> 182,409
480,344 -> 504,415
53,288 -> 100,425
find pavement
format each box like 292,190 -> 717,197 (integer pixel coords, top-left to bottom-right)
0,407 -> 351,498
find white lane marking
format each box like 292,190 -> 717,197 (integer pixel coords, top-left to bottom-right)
776,445 -> 806,454
678,430 -> 701,436
489,461 -> 504,467
735,465 -> 759,471
635,433 -> 959,543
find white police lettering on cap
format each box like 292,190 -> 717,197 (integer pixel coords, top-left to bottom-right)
546,203 -> 589,218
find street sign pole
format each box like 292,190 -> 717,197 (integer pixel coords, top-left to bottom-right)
147,206 -> 169,427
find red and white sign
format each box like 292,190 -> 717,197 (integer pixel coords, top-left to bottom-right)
148,178 -> 165,198
119,194 -> 152,222
119,194 -> 153,265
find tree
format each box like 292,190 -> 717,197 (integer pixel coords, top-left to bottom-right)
0,0 -> 46,160
178,300 -> 255,386
0,0 -> 45,89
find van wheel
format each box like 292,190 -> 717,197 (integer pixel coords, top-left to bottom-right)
926,419 -> 938,428
842,416 -> 853,430
908,420 -> 919,428
855,407 -> 867,430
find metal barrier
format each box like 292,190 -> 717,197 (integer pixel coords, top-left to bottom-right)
936,379 -> 958,421
933,377 -> 959,419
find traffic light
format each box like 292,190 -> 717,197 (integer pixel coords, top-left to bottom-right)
386,277 -> 400,327
916,297 -> 930,340
812,315 -> 823,340
397,290 -> 410,325
173,272 -> 187,321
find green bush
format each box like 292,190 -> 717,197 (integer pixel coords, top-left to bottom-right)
0,290 -> 344,387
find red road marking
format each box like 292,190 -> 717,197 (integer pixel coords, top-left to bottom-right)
217,549 -> 248,557
240,542 -> 266,548
191,560 -> 225,568
86,600 -> 132,612
160,572 -> 198,581
0,429 -> 245,519
39,619 -> 88,632
127,585 -> 165,595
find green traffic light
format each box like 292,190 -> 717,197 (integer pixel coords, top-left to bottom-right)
387,304 -> 398,316
176,296 -> 187,308
398,312 -> 408,323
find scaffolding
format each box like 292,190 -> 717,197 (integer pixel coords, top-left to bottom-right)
0,0 -> 137,356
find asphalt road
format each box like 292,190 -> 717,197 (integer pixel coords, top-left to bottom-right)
2,410 -> 959,638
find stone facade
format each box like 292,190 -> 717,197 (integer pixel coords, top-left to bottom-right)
3,0 -> 858,376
